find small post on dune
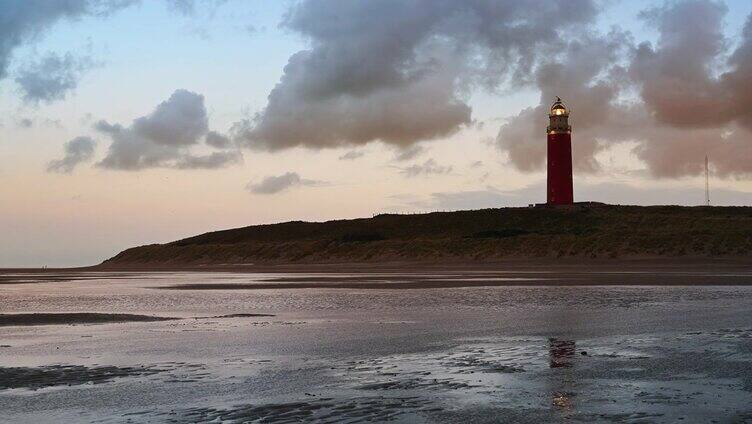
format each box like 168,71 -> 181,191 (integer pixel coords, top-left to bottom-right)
705,155 -> 711,206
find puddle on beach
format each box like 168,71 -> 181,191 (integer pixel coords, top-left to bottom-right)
2,271 -> 752,422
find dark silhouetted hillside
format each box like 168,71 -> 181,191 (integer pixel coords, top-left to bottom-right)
102,203 -> 752,265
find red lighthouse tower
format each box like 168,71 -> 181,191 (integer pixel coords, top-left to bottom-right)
547,97 -> 573,205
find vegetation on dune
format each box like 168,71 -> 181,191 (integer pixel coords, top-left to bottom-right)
103,204 -> 752,265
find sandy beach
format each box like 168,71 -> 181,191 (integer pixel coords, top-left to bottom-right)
2,265 -> 752,422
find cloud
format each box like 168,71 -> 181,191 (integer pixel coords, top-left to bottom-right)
131,89 -> 208,146
339,150 -> 365,160
393,145 -> 425,162
245,24 -> 258,35
0,1 -> 195,101
96,89 -> 240,170
577,182 -> 752,206
496,30 -> 630,173
96,121 -> 178,170
631,1 -> 731,129
16,117 -> 63,129
47,136 -> 96,174
10,0 -> 750,182
626,2 -> 752,178
400,158 -> 452,177
229,0 -> 752,180
0,0 -> 135,81
428,188 -> 512,210
496,1 -> 752,179
174,151 -> 243,169
165,0 -> 196,16
15,52 -> 95,104
246,172 -> 325,195
390,186 -> 528,211
205,131 -> 231,148
164,0 -> 227,17
395,181 -> 752,212
232,0 -> 598,151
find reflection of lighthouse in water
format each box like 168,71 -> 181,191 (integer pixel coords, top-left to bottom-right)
549,338 -> 577,412
547,97 -> 574,205
549,338 -> 576,368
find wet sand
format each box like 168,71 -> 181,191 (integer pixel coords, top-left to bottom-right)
6,258 -> 752,287
156,274 -> 752,290
0,313 -> 274,326
2,268 -> 752,422
0,364 -> 166,390
0,313 -> 177,326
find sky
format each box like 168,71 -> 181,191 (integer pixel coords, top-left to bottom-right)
1,0 -> 752,267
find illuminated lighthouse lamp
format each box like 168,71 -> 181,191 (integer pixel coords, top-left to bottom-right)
546,97 -> 574,205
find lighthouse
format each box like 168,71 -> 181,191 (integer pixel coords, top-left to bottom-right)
547,97 -> 573,205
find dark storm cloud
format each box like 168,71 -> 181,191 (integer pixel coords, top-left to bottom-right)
0,0 -> 135,80
497,0 -> 752,179
246,172 -> 325,195
96,89 -> 240,171
233,0 -> 598,151
47,136 -> 96,174
15,53 -> 95,104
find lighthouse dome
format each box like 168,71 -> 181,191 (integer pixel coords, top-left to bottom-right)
550,97 -> 568,116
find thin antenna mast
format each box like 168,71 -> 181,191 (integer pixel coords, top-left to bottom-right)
705,155 -> 710,206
